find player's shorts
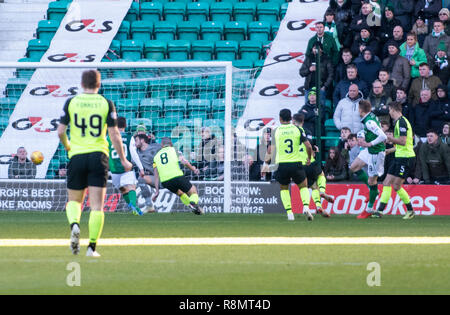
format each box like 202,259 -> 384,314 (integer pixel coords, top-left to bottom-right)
161,175 -> 193,194
111,171 -> 137,190
274,162 -> 306,186
305,160 -> 322,188
387,157 -> 415,179
67,152 -> 109,190
357,149 -> 385,178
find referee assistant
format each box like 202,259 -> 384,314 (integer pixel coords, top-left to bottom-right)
58,70 -> 132,257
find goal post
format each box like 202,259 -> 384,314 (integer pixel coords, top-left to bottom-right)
0,61 -> 256,213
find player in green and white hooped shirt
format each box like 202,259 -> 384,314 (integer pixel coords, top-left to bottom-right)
376,101 -> 416,220
107,117 -> 144,216
349,100 -> 387,219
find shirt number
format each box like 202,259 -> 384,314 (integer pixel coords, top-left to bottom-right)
74,114 -> 102,137
284,139 -> 293,154
160,153 -> 168,165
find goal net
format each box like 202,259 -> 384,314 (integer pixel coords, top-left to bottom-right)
0,62 -> 259,214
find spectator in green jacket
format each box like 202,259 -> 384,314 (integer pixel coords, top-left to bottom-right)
399,32 -> 428,79
306,21 -> 339,66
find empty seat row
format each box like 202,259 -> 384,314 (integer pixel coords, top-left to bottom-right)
141,0 -> 288,4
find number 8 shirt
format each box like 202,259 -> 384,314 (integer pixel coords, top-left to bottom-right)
152,146 -> 184,183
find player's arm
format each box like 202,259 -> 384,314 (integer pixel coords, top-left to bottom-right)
57,98 -> 72,152
178,151 -> 199,174
152,164 -> 160,202
360,120 -> 387,147
129,136 -> 144,175
387,119 -> 408,146
298,126 -> 312,164
106,101 -> 132,172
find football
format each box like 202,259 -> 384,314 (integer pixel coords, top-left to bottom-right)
30,151 -> 44,165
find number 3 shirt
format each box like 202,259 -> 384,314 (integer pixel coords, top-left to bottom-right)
59,93 -> 117,159
153,146 -> 184,183
274,123 -> 307,164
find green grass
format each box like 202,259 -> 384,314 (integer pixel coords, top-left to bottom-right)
0,211 -> 449,294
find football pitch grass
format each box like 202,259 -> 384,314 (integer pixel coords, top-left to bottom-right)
0,211 -> 449,295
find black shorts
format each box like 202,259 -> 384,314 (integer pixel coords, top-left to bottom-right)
275,162 -> 306,186
305,161 -> 322,188
67,152 -> 109,190
162,176 -> 193,194
387,157 -> 415,179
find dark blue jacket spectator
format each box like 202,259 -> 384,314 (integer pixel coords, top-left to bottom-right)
333,64 -> 369,106
429,84 -> 450,132
354,48 -> 382,86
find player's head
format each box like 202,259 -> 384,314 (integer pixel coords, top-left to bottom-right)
81,70 -> 101,91
279,109 -> 291,124
161,137 -> 173,147
292,113 -> 305,126
134,134 -> 148,149
117,116 -> 127,130
358,99 -> 372,117
388,101 -> 403,119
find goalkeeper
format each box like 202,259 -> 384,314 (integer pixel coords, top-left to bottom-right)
152,137 -> 203,215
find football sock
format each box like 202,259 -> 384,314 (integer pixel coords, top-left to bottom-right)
127,190 -> 138,207
317,174 -> 326,194
189,193 -> 199,205
280,189 -> 291,212
122,192 -> 130,204
88,210 -> 104,245
299,187 -> 310,207
377,186 -> 392,212
355,170 -> 369,187
66,201 -> 81,226
368,184 -> 379,209
396,187 -> 413,211
180,193 -> 191,206
311,189 -> 322,207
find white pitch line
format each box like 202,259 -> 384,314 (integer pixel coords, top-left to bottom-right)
1,237 -> 450,247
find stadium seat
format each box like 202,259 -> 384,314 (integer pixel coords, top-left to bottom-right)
256,3 -> 280,22
105,40 -> 121,61
165,111 -> 186,121
117,111 -> 138,121
177,21 -> 200,41
188,99 -> 211,112
129,118 -> 153,132
114,21 -> 131,41
210,2 -> 233,23
280,3 -> 288,20
26,39 -> 49,60
140,98 -> 164,112
233,59 -> 254,69
253,59 -> 265,77
164,2 -> 186,23
16,58 -> 36,79
266,0 -> 286,4
124,80 -> 148,100
187,2 -> 210,23
140,2 -> 163,22
220,0 -> 239,4
167,40 -> 191,61
110,67 -> 134,79
172,77 -> 197,99
121,40 -> 144,61
271,21 -> 280,40
224,22 -> 247,42
233,3 -> 256,23
131,21 -> 153,42
148,78 -> 172,100
0,97 -> 18,112
99,80 -> 125,102
211,99 -> 226,120
200,21 -> 223,41
154,21 -> 177,41
239,40 -> 262,61
248,21 -> 271,42
142,0 -> 169,3
234,99 -> 247,113
203,118 -> 225,129
124,2 -> 140,22
141,110 -> 162,121
144,40 -> 167,60
191,40 -> 214,60
47,1 -> 70,22
188,110 -> 208,121
215,40 -> 238,61
36,20 -> 59,41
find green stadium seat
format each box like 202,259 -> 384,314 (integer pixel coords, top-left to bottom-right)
165,111 -> 185,121
167,40 -> 191,61
267,0 -> 287,4
100,80 -> 125,102
144,40 -> 167,60
224,21 -> 247,42
140,2 -> 163,22
47,1 -> 70,22
234,99 -> 247,113
0,116 -> 9,132
177,21 -> 200,41
253,59 -> 265,77
121,40 -> 144,61
203,119 -> 225,129
233,3 -> 256,23
148,78 -> 172,100
114,21 -> 130,41
5,78 -> 28,99
200,21 -> 223,41
280,2 -> 288,20
105,40 -> 121,61
129,118 -> 153,132
233,59 -> 254,69
191,40 -> 214,60
0,97 -> 18,112
140,98 -> 164,112
115,98 -> 140,112
154,21 -> 177,40
117,111 -> 138,121
172,77 -> 197,99
131,21 -> 153,42
125,2 -> 140,22
110,68 -> 134,79
124,80 -> 148,100
140,110 -> 161,121
248,21 -> 271,42
256,3 -> 280,22
188,99 -> 211,111
210,2 -> 232,23
271,21 -> 280,40
16,58 -> 36,79
189,110 -> 209,121
187,2 -> 209,23
154,119 -> 178,132
164,2 -> 186,23
151,90 -> 170,101
215,40 -> 238,61
142,0 -> 169,4
26,39 -> 49,60
239,40 -> 262,61
212,98 -> 225,110
36,20 -> 59,41
220,0 -> 239,3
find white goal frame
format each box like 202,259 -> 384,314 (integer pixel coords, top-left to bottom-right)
0,61 -> 234,213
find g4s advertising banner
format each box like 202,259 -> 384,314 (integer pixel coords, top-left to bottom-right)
0,0 -> 133,178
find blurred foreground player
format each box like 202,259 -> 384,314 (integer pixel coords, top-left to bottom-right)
58,70 -> 132,257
